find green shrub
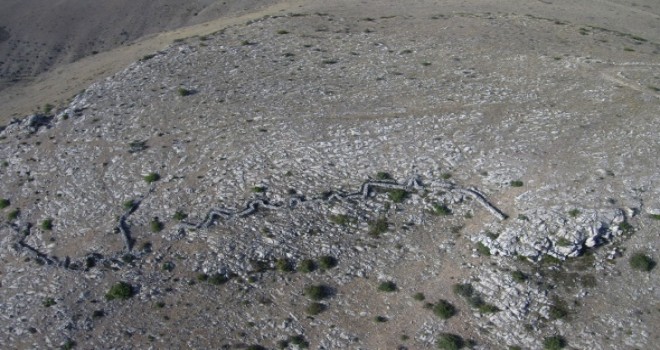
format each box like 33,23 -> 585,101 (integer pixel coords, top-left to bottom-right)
144,173 -> 160,183
43,298 -> 56,307
619,221 -> 634,234
298,259 -> 316,273
478,303 -> 500,313
105,281 -> 134,300
276,258 -> 294,272
368,217 -> 389,237
452,283 -> 474,298
432,203 -> 451,216
436,333 -> 464,350
511,270 -> 527,283
196,273 -> 209,281
374,315 -> 388,322
629,252 -> 655,271
318,255 -> 337,270
7,208 -> 19,220
177,87 -> 192,96
251,186 -> 266,193
510,180 -> 524,187
388,189 -> 408,203
413,292 -> 425,301
649,214 -> 660,220
306,302 -> 325,315
568,209 -> 581,218
476,242 -> 491,256
276,29 -> 290,34
60,339 -> 76,350
304,285 -> 329,300
122,200 -> 136,211
92,310 -> 105,318
329,214 -> 351,226
556,237 -> 572,247
378,281 -> 397,292
150,218 -> 164,232
543,335 -> 566,350
173,211 -> 187,221
43,103 -> 54,114
162,261 -> 174,272
289,335 -> 309,348
441,173 -> 452,179
209,273 -> 229,285
433,299 -> 457,319
40,218 -> 53,231
376,172 -> 392,180
154,301 -> 166,308
0,198 -> 10,209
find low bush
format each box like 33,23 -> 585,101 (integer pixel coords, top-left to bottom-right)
276,258 -> 294,272
432,203 -> 451,216
543,335 -> 566,350
510,180 -> 524,187
306,302 -> 325,315
105,282 -> 134,300
304,285 -> 329,300
378,281 -> 397,292
629,252 -> 655,271
436,333 -> 464,350
41,218 -> 53,231
368,217 -> 389,237
511,270 -> 527,283
144,173 -> 160,183
388,189 -> 408,203
318,256 -> 337,270
433,299 -> 457,319
0,198 -> 10,209
298,259 -> 316,273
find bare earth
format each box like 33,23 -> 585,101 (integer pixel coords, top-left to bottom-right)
0,0 -> 658,349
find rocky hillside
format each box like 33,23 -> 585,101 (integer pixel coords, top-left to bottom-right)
0,4 -> 658,350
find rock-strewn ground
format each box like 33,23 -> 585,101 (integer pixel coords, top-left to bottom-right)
0,5 -> 658,350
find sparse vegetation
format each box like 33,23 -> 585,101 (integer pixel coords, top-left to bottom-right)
388,189 -> 408,203
441,173 -> 452,179
162,261 -> 174,272
329,214 -> 351,226
0,198 -> 10,209
510,180 -> 524,187
368,217 -> 389,237
649,214 -> 660,220
122,200 -> 136,211
173,210 -> 187,221
304,285 -> 329,300
413,292 -> 426,301
298,259 -> 316,273
476,242 -> 491,256
144,172 -> 160,183
60,339 -> 76,350
40,218 -> 53,231
619,221 -> 634,235
289,335 -> 309,348
150,218 -> 164,232
375,171 -> 392,180
378,281 -> 397,292
7,208 -> 19,220
629,252 -> 655,271
318,255 -> 337,270
436,333 -> 464,350
433,299 -> 457,319
251,186 -> 266,193
374,315 -> 388,322
208,273 -> 229,285
568,208 -> 581,218
543,335 -> 566,350
306,302 -> 325,315
43,298 -> 56,307
105,281 -> 134,300
177,87 -> 192,96
432,203 -> 451,216
276,258 -> 294,272
511,270 -> 527,283
556,237 -> 572,247
128,140 -> 148,153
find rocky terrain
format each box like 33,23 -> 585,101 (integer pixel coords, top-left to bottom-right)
0,1 -> 659,349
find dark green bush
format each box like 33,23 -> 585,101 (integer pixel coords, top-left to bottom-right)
368,217 -> 389,237
413,292 -> 425,301
378,281 -> 397,292
173,211 -> 187,221
105,281 -> 134,300
177,87 -> 192,96
374,315 -> 388,322
306,302 -> 325,315
304,285 -> 329,300
436,333 -> 464,350
329,214 -> 351,225
511,270 -> 527,283
208,273 -> 228,285
122,200 -> 136,211
476,242 -> 491,256
543,335 -> 566,350
150,218 -> 164,232
432,203 -> 451,216
629,252 -> 655,271
318,256 -> 337,270
433,299 -> 457,319
144,173 -> 160,183
388,189 -> 408,203
40,218 -> 53,231
276,258 -> 294,272
452,283 -> 474,298
251,186 -> 266,193
43,298 -> 56,307
510,180 -> 524,187
7,208 -> 19,220
376,172 -> 392,180
568,209 -> 581,218
298,259 -> 316,273
0,198 -> 10,209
